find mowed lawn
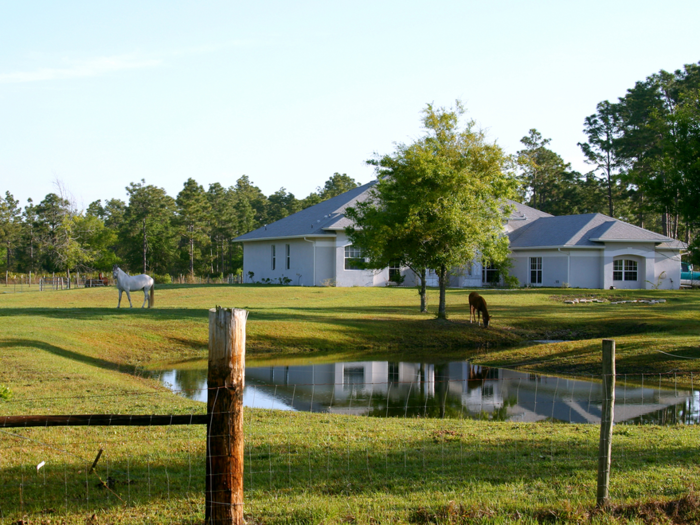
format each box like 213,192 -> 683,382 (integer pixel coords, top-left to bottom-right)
0,283 -> 698,376
1,284 -> 700,523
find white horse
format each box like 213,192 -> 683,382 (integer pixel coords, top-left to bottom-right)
112,265 -> 155,308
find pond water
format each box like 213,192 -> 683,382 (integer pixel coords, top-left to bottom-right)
156,360 -> 700,425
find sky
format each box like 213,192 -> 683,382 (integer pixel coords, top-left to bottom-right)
2,1 -> 699,211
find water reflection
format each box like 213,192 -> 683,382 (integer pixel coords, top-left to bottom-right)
157,361 -> 699,424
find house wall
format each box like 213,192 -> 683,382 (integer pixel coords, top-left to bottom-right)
600,243 -> 657,290
655,249 -> 682,289
314,239 -> 337,286
242,238 -> 324,286
510,250 -> 604,288
242,238 -> 681,290
569,252 -> 603,288
334,231 -> 388,287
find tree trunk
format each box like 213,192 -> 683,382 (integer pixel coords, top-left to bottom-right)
419,268 -> 428,313
189,233 -> 194,277
142,218 -> 147,274
606,150 -> 614,218
606,168 -> 614,217
437,265 -> 447,319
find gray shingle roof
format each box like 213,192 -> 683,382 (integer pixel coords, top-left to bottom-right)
234,180 -> 377,242
234,182 -> 677,251
509,213 -> 673,248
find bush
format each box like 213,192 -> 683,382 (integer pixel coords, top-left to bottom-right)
152,273 -> 172,285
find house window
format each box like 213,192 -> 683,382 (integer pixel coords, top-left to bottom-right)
388,362 -> 399,384
530,257 -> 542,284
344,245 -> 364,270
388,260 -> 401,283
482,263 -> 500,284
343,366 -> 365,391
613,260 -> 622,281
613,259 -> 638,281
271,245 -> 276,270
285,244 -> 291,270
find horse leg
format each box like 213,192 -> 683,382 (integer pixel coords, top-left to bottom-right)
126,290 -> 133,308
477,309 -> 481,327
117,289 -> 122,308
469,305 -> 474,323
141,288 -> 148,308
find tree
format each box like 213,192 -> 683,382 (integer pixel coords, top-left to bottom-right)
0,192 -> 22,273
123,180 -> 176,274
72,214 -> 119,271
34,193 -> 84,275
233,176 -> 268,227
318,173 -> 359,200
517,130 -> 575,214
176,178 -> 212,277
579,101 -> 626,218
612,63 -> 700,238
17,198 -> 38,273
207,183 -> 238,276
347,102 -> 517,319
267,188 -> 301,223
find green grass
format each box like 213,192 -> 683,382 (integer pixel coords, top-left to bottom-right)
1,284 -> 700,523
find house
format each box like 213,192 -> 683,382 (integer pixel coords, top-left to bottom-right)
234,181 -> 685,290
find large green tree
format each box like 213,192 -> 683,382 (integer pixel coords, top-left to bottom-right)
0,192 -> 22,273
123,180 -> 176,274
579,101 -> 627,218
267,188 -> 301,223
176,178 -> 212,277
347,102 -> 517,319
612,63 -> 700,239
33,193 -> 85,276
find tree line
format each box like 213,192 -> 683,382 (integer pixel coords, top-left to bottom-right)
0,174 -> 359,280
1,61 -> 698,282
518,62 -> 700,255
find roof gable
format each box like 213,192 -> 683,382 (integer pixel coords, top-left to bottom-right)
509,213 -> 674,248
234,180 -> 377,242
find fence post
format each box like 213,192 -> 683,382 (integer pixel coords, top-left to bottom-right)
207,306 -> 247,524
596,339 -> 616,507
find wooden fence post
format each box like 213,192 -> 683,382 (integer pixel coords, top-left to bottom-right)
596,339 -> 616,507
206,307 -> 247,524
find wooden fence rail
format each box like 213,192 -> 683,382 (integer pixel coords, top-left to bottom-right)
0,414 -> 208,428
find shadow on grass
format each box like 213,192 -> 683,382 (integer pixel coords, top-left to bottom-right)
0,339 -> 138,375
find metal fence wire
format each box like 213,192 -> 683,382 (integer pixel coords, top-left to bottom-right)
1,368 -> 699,523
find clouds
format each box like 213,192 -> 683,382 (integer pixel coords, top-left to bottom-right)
0,54 -> 162,84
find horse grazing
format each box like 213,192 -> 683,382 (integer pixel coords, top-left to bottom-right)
468,292 -> 490,328
112,265 -> 154,309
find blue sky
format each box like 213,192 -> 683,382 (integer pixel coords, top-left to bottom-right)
2,1 -> 699,210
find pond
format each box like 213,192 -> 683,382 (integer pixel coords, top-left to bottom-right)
156,360 -> 700,425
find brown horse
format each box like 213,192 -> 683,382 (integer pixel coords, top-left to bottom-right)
468,292 -> 490,328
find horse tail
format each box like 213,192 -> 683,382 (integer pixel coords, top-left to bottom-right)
149,283 -> 155,308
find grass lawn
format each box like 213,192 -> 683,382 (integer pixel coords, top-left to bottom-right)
1,284 -> 699,523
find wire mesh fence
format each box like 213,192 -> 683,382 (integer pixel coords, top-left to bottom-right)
2,367 -> 699,523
